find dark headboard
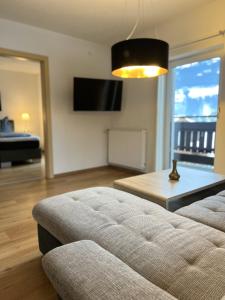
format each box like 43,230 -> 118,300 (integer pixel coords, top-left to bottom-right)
0,119 -> 15,132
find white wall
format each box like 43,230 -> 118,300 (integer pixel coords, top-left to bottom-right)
149,0 -> 225,48
111,79 -> 157,171
0,18 -> 112,174
0,69 -> 44,145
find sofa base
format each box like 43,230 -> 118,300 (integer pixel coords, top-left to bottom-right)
38,224 -> 62,254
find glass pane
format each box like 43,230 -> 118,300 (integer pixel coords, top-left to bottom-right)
171,57 -> 221,168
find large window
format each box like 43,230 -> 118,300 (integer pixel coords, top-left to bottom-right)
174,57 -> 220,121
171,57 -> 221,168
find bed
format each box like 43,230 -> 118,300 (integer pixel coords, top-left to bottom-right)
0,118 -> 42,168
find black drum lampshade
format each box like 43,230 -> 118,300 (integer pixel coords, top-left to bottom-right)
111,38 -> 169,78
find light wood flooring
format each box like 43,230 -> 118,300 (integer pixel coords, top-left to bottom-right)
0,159 -> 45,187
0,166 -> 136,300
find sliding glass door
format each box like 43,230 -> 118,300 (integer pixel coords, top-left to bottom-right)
169,56 -> 221,169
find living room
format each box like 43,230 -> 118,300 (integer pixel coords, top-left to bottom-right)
0,0 -> 225,299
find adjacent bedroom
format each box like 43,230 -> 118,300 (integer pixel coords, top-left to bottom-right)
0,56 -> 44,186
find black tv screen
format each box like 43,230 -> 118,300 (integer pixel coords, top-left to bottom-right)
73,77 -> 123,111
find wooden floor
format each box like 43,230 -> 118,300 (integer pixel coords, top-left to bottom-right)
0,159 -> 45,187
0,166 -> 136,300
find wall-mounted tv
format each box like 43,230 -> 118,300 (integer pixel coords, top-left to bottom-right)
73,77 -> 123,111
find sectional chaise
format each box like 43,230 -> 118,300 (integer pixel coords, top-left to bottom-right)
33,187 -> 225,300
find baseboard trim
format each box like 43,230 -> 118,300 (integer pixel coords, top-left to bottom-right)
108,163 -> 145,174
107,164 -> 144,175
55,165 -> 109,177
55,165 -> 142,178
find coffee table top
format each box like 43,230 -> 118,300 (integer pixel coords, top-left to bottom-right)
114,167 -> 225,201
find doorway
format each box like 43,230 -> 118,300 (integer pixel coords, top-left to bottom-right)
0,48 -> 53,183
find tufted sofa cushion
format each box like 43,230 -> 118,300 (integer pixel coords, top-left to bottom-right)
42,240 -> 176,300
33,187 -> 225,300
176,190 -> 225,232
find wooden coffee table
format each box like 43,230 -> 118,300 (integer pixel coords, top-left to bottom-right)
114,167 -> 225,211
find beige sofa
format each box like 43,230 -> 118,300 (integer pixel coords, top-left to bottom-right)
176,190 -> 225,232
33,187 -> 225,300
43,240 -> 176,300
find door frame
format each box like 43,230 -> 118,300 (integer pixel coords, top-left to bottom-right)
0,47 -> 54,179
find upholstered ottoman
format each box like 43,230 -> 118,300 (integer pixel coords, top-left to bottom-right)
42,240 -> 176,300
33,187 -> 225,300
176,190 -> 225,232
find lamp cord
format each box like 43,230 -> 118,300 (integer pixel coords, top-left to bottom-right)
126,0 -> 141,40
151,0 -> 158,38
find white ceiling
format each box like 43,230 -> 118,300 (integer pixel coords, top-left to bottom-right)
0,57 -> 40,74
0,0 -> 215,44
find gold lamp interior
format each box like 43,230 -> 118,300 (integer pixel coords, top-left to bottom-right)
112,65 -> 168,78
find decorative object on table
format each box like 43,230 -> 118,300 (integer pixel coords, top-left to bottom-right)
21,112 -> 30,132
111,0 -> 169,78
169,159 -> 180,181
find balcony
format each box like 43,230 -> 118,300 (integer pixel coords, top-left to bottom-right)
173,119 -> 216,166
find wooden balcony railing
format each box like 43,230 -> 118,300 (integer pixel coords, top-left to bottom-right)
173,121 -> 216,165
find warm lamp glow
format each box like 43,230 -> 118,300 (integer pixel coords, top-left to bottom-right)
111,38 -> 169,79
112,65 -> 168,78
21,113 -> 30,121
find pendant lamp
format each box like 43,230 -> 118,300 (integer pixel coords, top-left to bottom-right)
111,1 -> 169,78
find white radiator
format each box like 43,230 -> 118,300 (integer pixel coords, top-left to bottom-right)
107,129 -> 147,171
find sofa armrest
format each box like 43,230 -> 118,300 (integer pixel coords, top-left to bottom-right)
42,240 -> 176,300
